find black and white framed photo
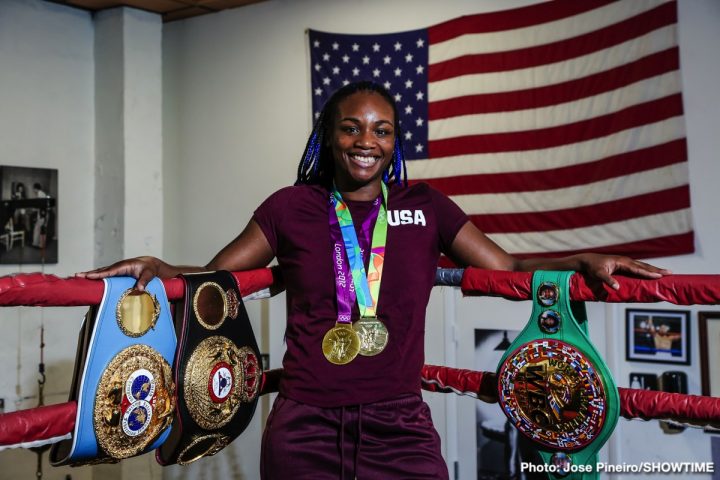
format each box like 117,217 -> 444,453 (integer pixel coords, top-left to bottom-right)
474,329 -> 542,479
628,372 -> 659,390
0,165 -> 58,264
625,309 -> 690,365
699,312 -> 720,398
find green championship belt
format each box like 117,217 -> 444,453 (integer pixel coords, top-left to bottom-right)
496,271 -> 619,479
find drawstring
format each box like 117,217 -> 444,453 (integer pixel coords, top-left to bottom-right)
340,404 -> 364,480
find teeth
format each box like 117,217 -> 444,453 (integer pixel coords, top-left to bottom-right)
350,154 -> 379,166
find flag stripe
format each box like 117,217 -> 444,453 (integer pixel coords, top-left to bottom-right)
417,139 -> 686,195
505,232 -> 694,260
429,48 -> 679,119
486,209 -> 692,253
430,94 -> 683,158
467,186 -> 690,234
428,0 -> 616,44
429,1 -> 676,81
429,71 -> 680,139
408,117 -> 685,179
428,25 -> 677,100
452,163 -> 688,216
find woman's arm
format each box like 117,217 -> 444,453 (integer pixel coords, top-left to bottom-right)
76,219 -> 274,291
448,221 -> 671,289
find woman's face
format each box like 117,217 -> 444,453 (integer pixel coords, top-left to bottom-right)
330,91 -> 395,189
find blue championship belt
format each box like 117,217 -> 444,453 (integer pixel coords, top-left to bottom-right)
50,277 -> 177,466
497,271 -> 619,479
156,271 -> 262,466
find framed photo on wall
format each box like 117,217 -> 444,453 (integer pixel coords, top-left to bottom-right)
474,329 -> 543,479
625,309 -> 690,365
0,165 -> 58,264
699,312 -> 720,397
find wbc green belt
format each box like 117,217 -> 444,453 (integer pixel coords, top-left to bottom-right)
497,271 -> 619,479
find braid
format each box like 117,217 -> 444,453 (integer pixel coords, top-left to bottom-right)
295,81 -> 408,187
296,112 -> 326,185
391,133 -> 408,187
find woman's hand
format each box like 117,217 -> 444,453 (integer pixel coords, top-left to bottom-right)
75,256 -> 165,291
576,253 -> 671,290
74,220 -> 274,292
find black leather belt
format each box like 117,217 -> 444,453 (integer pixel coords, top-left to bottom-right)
156,271 -> 262,465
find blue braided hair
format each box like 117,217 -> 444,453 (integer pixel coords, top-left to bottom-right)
296,81 -> 408,188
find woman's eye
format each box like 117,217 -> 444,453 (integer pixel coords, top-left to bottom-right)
376,129 -> 392,137
341,125 -> 358,134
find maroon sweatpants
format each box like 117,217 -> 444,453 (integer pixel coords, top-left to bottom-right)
261,394 -> 449,479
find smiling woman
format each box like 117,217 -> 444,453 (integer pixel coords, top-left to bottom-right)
296,81 -> 407,194
330,91 -> 396,198
78,81 -> 669,479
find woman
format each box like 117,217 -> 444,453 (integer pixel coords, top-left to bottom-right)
11,182 -> 28,235
12,182 -> 26,200
78,81 -> 668,479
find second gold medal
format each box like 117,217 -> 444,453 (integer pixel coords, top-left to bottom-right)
353,317 -> 389,356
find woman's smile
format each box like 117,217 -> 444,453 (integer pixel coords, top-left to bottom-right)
347,152 -> 381,168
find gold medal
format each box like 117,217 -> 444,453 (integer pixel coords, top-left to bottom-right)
322,323 -> 360,365
353,316 -> 389,356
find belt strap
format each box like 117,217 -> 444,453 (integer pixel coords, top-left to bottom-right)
156,271 -> 262,465
496,271 -> 619,480
50,277 -> 176,466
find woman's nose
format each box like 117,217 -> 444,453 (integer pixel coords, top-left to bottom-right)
355,130 -> 373,148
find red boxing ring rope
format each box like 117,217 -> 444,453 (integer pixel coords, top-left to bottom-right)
0,268 -> 280,307
1,268 -> 719,451
458,267 -> 720,305
2,268 -> 719,306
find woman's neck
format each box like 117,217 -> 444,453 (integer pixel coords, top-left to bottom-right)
334,178 -> 382,202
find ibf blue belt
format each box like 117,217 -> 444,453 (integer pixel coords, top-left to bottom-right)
156,270 -> 262,466
50,277 -> 177,466
497,271 -> 619,480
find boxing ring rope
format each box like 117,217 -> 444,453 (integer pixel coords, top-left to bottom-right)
3,267 -> 719,306
0,268 -> 280,307
1,268 -> 719,450
439,267 -> 720,305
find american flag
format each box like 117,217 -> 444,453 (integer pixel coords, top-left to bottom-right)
309,0 -> 693,259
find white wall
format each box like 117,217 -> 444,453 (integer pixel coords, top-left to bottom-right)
0,1 -> 95,478
162,1 -> 720,479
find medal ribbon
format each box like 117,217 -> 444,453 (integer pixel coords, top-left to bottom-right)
328,183 -> 388,320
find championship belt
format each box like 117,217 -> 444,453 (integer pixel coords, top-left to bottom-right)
156,271 -> 262,466
497,271 -> 619,479
50,277 -> 176,466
